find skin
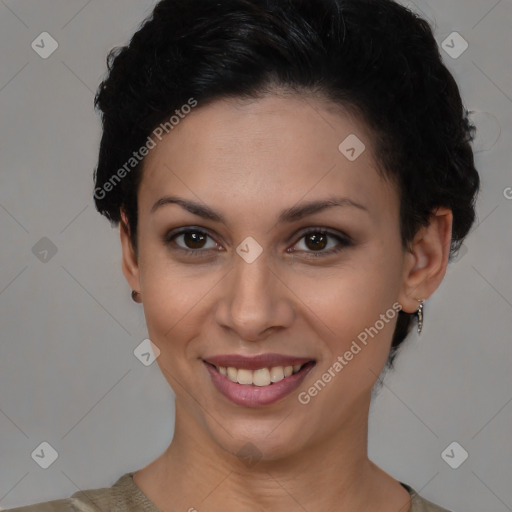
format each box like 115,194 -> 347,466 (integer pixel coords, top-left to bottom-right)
119,92 -> 453,512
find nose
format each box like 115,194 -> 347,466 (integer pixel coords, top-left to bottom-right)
214,248 -> 295,342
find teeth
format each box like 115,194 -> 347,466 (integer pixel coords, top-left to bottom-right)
253,368 -> 271,387
227,367 -> 238,381
216,364 -> 305,386
269,366 -> 284,382
236,369 -> 253,385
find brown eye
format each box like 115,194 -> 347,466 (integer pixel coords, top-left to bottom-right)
291,229 -> 353,257
164,228 -> 219,255
304,232 -> 328,251
181,231 -> 208,249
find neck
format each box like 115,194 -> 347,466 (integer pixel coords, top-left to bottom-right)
134,395 -> 407,512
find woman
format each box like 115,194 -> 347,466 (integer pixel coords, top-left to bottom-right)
6,0 -> 479,510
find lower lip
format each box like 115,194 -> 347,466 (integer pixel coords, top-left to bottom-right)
204,361 -> 315,407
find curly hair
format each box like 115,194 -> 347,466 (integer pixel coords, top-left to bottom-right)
93,0 -> 480,368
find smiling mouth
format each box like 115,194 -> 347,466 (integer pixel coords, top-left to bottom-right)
205,361 -> 316,387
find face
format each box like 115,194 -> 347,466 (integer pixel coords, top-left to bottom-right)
121,93 -> 411,462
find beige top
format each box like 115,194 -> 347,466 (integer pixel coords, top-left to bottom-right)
4,472 -> 453,512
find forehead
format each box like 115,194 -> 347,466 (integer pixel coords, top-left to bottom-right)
138,93 -> 399,225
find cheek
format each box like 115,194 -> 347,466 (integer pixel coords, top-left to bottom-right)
136,241 -> 210,360
293,263 -> 402,417
141,281 -> 211,393
299,246 -> 401,325
290,243 -> 403,370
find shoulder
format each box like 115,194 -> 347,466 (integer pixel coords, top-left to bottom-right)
1,473 -> 131,512
401,482 -> 455,512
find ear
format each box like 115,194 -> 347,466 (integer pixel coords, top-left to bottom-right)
119,209 -> 141,293
398,207 -> 453,313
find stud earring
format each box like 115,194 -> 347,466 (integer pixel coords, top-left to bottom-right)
415,298 -> 424,334
131,290 -> 142,303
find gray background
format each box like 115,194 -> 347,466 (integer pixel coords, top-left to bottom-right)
0,0 -> 511,510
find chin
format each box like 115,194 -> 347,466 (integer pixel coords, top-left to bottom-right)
202,413 -> 314,466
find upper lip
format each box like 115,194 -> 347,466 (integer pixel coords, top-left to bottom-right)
204,353 -> 314,370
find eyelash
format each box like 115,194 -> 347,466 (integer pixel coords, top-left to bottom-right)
162,227 -> 353,259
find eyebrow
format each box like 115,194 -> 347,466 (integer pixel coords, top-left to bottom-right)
150,195 -> 368,224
